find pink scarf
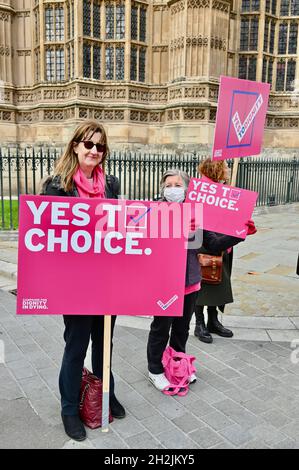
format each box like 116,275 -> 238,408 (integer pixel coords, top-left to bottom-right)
73,166 -> 105,198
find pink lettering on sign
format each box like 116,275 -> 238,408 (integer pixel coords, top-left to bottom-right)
186,177 -> 258,238
17,195 -> 188,316
212,76 -> 270,160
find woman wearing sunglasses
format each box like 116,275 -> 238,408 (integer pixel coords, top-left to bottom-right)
42,120 -> 125,441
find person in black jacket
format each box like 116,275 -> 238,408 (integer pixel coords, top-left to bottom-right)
42,120 -> 125,441
147,169 -> 253,393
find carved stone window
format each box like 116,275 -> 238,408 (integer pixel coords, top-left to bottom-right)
45,6 -> 64,42
116,46 -> 125,79
270,21 -> 275,53
238,55 -> 257,80
276,59 -> 286,90
35,51 -> 40,82
286,59 -> 296,90
45,47 -> 66,82
262,57 -> 274,85
268,59 -> 273,85
93,45 -> 101,79
278,23 -> 288,54
131,7 -> 138,40
241,0 -> 259,11
280,0 -> 299,15
83,42 -> 91,78
139,7 -> 146,42
139,48 -> 146,82
240,17 -> 258,51
272,0 -> 277,14
288,22 -> 298,54
105,45 -> 125,80
262,57 -> 267,82
264,19 -> 269,52
35,9 -> 39,45
130,46 -> 137,80
105,46 -> 114,79
106,2 -> 125,40
83,0 -> 91,36
94,2 -> 101,38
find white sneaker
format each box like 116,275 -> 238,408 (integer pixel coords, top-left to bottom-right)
148,372 -> 171,391
189,373 -> 197,384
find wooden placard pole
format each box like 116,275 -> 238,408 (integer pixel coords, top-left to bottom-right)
101,315 -> 111,432
230,158 -> 240,187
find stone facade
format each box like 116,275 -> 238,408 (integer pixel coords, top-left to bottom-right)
0,0 -> 299,150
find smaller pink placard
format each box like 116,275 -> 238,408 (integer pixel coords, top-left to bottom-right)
212,76 -> 270,160
186,177 -> 258,238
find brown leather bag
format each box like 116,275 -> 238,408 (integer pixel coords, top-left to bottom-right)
197,253 -> 223,285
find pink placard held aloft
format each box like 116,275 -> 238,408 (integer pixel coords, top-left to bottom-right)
212,76 -> 270,160
17,196 -> 188,316
186,177 -> 258,238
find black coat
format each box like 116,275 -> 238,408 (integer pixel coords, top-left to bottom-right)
41,174 -> 120,199
195,245 -> 234,309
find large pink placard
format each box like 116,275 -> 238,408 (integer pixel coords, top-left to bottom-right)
186,177 -> 258,238
212,76 -> 270,160
17,196 -> 188,316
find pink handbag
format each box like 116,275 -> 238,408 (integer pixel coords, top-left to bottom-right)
162,346 -> 196,396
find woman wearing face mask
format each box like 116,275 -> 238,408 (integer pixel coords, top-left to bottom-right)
147,169 -> 256,392
193,158 -> 256,343
147,169 -> 258,391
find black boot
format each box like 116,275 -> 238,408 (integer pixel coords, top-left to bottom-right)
61,413 -> 86,441
194,308 -> 213,344
207,307 -> 233,338
110,395 -> 126,419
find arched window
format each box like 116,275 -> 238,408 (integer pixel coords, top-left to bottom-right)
289,22 -> 298,54
278,23 -> 288,54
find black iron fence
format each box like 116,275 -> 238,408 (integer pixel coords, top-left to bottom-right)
0,147 -> 299,229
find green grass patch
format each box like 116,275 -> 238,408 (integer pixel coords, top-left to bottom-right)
0,200 -> 19,229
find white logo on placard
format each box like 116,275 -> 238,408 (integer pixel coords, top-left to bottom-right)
157,295 -> 178,310
22,299 -> 48,310
232,94 -> 263,142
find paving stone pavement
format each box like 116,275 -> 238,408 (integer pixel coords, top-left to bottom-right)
1,288 -> 299,449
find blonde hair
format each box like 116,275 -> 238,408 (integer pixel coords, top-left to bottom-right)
198,157 -> 230,184
54,120 -> 109,192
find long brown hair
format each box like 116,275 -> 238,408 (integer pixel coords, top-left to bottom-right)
198,157 -> 230,184
54,120 -> 109,192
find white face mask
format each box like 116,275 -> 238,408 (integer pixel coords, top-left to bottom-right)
164,187 -> 185,203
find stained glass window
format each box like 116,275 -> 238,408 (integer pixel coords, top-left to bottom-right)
278,23 -> 288,54
140,8 -> 146,42
286,59 -> 296,90
83,0 -> 91,36
83,43 -> 91,78
289,22 -> 298,54
105,46 -> 114,79
131,7 -> 138,40
93,45 -> 101,79
139,48 -> 146,82
93,2 -> 101,38
45,8 -> 54,41
106,4 -> 114,39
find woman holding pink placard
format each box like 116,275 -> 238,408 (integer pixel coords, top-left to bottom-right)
147,169 -> 256,393
41,120 -> 125,441
194,158 -> 256,344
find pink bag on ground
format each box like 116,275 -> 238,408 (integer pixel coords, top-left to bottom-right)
162,346 -> 197,396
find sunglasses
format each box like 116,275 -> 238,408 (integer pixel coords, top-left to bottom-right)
80,141 -> 106,153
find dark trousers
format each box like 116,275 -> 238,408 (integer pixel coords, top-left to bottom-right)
59,315 -> 116,415
147,292 -> 197,374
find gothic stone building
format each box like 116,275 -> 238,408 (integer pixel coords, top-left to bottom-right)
0,0 -> 299,150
